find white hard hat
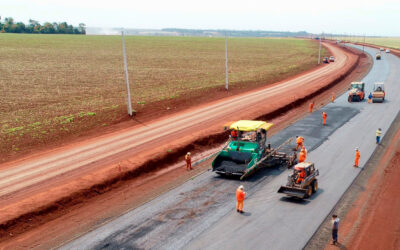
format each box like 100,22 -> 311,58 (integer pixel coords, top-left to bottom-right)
239,185 -> 244,190
355,147 -> 359,151
187,152 -> 191,155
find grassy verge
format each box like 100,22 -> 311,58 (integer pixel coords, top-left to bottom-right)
0,34 -> 327,159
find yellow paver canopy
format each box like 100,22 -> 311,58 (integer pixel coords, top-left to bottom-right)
229,120 -> 273,132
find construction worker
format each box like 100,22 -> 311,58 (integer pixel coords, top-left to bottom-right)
331,214 -> 340,245
331,92 -> 335,103
296,169 -> 305,184
185,152 -> 192,170
309,101 -> 314,113
236,185 -> 246,213
298,147 -> 306,163
231,129 -> 238,140
368,92 -> 373,103
322,112 -> 327,126
302,146 -> 308,158
295,136 -> 305,151
354,148 -> 360,168
376,128 -> 382,144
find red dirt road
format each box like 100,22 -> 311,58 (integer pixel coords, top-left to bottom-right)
0,42 -> 362,245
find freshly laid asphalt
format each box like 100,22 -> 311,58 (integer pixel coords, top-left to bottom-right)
62,45 -> 400,250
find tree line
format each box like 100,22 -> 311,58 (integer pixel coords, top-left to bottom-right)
0,17 -> 86,34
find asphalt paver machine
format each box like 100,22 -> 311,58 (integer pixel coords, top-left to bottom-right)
212,120 -> 297,180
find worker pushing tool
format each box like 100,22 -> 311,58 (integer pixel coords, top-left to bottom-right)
298,147 -> 307,163
322,112 -> 327,126
236,185 -> 246,213
354,148 -> 360,167
185,152 -> 192,170
309,101 -> 314,113
295,136 -> 305,151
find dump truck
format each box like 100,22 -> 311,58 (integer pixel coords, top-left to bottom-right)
372,82 -> 385,103
277,162 -> 319,199
376,53 -> 381,60
348,82 -> 365,102
212,120 -> 296,179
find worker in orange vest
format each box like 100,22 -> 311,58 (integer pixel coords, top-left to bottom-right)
236,185 -> 246,213
322,112 -> 327,126
298,148 -> 306,163
309,101 -> 315,113
354,148 -> 360,167
296,169 -> 306,184
296,136 -> 305,151
185,152 -> 192,170
331,93 -> 335,103
231,129 -> 238,140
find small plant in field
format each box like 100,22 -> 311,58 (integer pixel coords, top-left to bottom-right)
167,149 -> 172,153
137,101 -> 146,105
6,126 -> 24,134
86,112 -> 96,116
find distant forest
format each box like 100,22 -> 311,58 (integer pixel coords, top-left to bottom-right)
0,17 -> 86,34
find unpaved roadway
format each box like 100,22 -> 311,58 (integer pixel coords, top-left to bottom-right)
61,45 -> 400,249
0,42 -> 355,227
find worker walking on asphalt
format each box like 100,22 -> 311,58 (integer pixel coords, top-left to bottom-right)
185,152 -> 193,171
309,101 -> 314,113
322,112 -> 327,126
298,147 -> 307,163
376,128 -> 382,144
236,185 -> 246,213
331,92 -> 335,103
354,148 -> 360,168
331,214 -> 340,245
368,92 -> 373,103
295,136 -> 305,151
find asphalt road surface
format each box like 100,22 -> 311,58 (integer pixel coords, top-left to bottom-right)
62,45 -> 399,250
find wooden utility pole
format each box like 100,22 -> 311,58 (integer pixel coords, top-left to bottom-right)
121,31 -> 133,116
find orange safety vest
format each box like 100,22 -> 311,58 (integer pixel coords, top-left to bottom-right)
296,136 -> 304,144
185,155 -> 191,163
299,151 -> 306,162
236,189 -> 246,201
355,151 -> 360,159
322,112 -> 327,119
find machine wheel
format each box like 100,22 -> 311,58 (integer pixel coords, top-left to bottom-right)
305,186 -> 313,198
312,180 -> 318,193
348,96 -> 352,102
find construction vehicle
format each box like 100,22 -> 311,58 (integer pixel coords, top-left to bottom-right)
329,56 -> 335,62
348,82 -> 365,102
212,120 -> 297,180
323,57 -> 329,64
372,82 -> 385,103
277,162 -> 319,199
376,53 -> 381,60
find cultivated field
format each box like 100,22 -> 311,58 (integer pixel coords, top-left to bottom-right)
0,34 -> 326,160
339,36 -> 400,49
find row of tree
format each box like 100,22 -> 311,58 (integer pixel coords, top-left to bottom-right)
0,17 -> 86,34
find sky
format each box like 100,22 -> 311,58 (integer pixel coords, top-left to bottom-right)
1,0 -> 400,36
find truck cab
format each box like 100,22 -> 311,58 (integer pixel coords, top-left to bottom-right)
348,82 -> 365,102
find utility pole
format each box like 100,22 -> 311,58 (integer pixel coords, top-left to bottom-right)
121,31 -> 133,116
318,35 -> 321,64
225,35 -> 229,91
363,33 -> 366,52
